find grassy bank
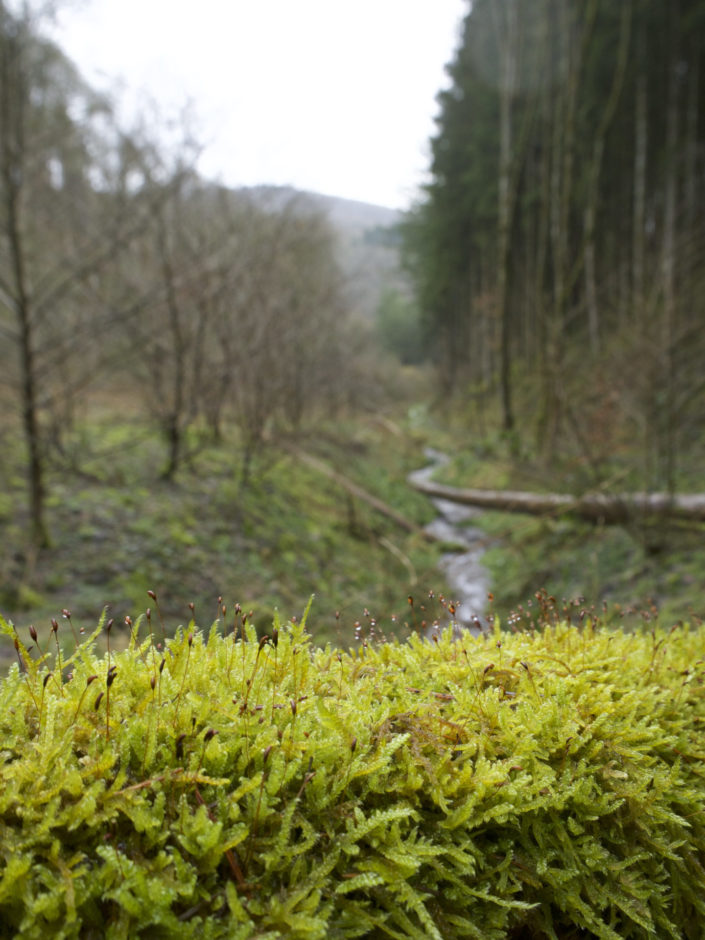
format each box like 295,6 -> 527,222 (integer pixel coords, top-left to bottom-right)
0,409 -> 448,658
427,419 -> 705,630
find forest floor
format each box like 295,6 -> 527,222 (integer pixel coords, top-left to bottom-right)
0,406 -> 453,664
2,398 -> 704,669
431,423 -> 705,631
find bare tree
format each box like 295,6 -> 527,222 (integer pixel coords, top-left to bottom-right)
0,4 -> 124,544
119,182 -> 353,483
196,191 -> 354,483
0,3 -> 190,543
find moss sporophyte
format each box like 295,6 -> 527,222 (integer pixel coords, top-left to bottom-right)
1,604 -> 705,938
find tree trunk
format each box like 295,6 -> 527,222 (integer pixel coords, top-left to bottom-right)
632,22 -> 647,310
409,476 -> 705,526
156,216 -> 186,482
658,6 -> 679,494
1,17 -> 49,548
584,1 -> 632,354
493,0 -> 518,434
17,281 -> 49,548
291,448 -> 441,541
162,416 -> 181,483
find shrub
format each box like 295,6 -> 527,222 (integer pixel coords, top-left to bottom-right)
0,608 -> 704,938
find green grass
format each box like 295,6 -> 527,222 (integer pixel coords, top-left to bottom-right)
0,410 -> 448,660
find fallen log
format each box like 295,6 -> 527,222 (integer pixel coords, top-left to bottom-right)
287,448 -> 440,541
409,477 -> 705,525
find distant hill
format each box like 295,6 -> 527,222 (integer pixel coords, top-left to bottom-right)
301,192 -> 401,236
242,184 -> 401,235
241,185 -> 407,319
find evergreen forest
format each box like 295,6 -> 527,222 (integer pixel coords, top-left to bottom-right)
406,0 -> 705,492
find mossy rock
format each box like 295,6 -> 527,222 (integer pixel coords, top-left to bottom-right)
0,609 -> 704,938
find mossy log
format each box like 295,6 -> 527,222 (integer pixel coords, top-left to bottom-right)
409,477 -> 705,524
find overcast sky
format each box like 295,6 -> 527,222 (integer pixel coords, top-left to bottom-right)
48,1 -> 466,209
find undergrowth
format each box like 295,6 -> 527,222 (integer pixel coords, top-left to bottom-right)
0,414 -> 442,651
425,422 -> 705,629
1,603 -> 704,938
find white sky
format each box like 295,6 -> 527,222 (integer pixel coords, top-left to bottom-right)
48,0 -> 466,210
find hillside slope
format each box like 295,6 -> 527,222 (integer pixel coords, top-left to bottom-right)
242,185 -> 407,318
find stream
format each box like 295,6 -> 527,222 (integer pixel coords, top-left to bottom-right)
408,449 -> 492,637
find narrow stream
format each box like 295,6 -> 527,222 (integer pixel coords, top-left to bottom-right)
409,449 -> 491,636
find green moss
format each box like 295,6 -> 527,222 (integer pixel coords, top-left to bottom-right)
1,609 -> 704,938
